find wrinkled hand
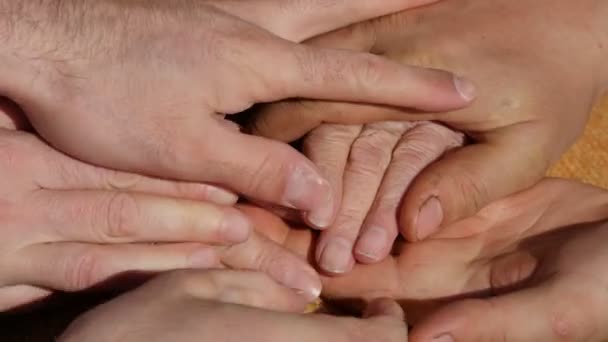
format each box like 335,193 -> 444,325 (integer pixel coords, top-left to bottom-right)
302,121 -> 463,273
252,0 -> 608,237
60,270 -> 408,342
2,0 -> 473,229
243,178 -> 608,331
0,98 -> 320,310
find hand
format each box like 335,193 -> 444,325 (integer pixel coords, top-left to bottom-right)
251,0 -> 608,237
410,202 -> 608,341
59,270 -> 408,342
302,121 -> 464,273
0,99 -> 320,310
242,179 -> 608,327
0,0 -> 473,229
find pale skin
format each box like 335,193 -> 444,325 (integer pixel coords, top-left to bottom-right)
0,0 -> 481,312
252,0 -> 608,260
0,0 -> 474,229
0,98 -> 323,311
59,270 -> 409,342
59,179 -> 608,341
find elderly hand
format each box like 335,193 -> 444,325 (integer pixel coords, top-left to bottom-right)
252,0 -> 608,237
59,270 -> 408,342
242,178 -> 608,330
0,0 -> 473,229
301,121 -> 464,273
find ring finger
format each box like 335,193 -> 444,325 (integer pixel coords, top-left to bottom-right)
355,122 -> 465,263
316,122 -> 409,274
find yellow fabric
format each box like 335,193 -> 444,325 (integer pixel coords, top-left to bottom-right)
549,96 -> 608,189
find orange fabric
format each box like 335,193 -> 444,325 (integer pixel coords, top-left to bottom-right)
549,96 -> 608,189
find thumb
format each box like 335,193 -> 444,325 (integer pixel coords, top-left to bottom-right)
190,123 -> 337,230
399,131 -> 549,242
410,282 -> 601,342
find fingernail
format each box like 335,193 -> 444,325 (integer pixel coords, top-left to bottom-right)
279,263 -> 322,302
453,75 -> 476,102
283,165 -> 334,228
433,334 -> 454,342
189,248 -> 218,268
220,211 -> 252,243
206,186 -> 239,205
415,197 -> 443,240
355,226 -> 388,261
319,238 -> 354,274
292,271 -> 323,302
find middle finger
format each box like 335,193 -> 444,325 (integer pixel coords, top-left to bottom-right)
316,122 -> 409,274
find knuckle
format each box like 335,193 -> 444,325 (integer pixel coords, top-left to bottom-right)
251,247 -> 293,280
292,46 -> 356,86
306,124 -> 360,146
142,121 -> 211,177
99,192 -> 139,241
292,45 -> 327,83
244,150 -> 290,196
348,134 -> 394,174
417,122 -> 465,146
334,206 -> 365,233
367,121 -> 414,133
352,54 -> 384,86
63,250 -> 105,290
304,124 -> 360,169
392,139 -> 436,166
104,170 -> 142,191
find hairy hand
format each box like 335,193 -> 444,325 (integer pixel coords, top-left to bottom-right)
0,0 -> 472,228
